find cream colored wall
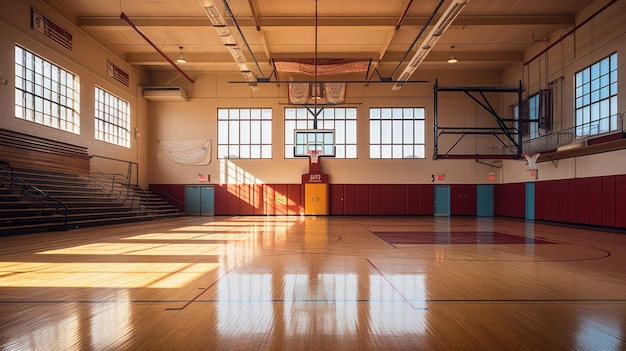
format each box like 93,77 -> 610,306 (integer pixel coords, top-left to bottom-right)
3,0 -> 624,188
147,69 -> 507,185
501,0 -> 626,184
0,1 -> 151,186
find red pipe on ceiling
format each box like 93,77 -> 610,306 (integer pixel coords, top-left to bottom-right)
120,12 -> 194,83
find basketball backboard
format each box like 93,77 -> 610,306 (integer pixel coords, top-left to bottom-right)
293,129 -> 335,157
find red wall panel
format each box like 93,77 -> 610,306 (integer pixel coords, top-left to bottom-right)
615,175 -> 626,228
419,184 -> 434,215
343,184 -> 357,215
151,177 -> 625,230
249,184 -> 262,215
577,178 -> 589,225
238,184 -> 254,215
262,184 -> 275,215
394,184 -> 408,215
467,185 -> 477,215
451,184 -> 477,215
274,184 -> 289,215
369,184 -> 382,214
566,179 -> 578,224
450,184 -> 464,215
226,184 -> 240,215
495,183 -> 525,218
588,177 -> 602,226
407,184 -> 420,215
357,184 -> 369,215
601,176 -> 615,227
549,180 -> 560,221
287,184 -> 302,215
534,181 -> 545,220
148,184 -> 185,212
213,184 -> 228,215
330,184 -> 345,215
558,180 -> 569,222
381,184 -> 395,215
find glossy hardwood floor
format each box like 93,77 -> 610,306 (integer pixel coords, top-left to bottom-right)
0,216 -> 625,350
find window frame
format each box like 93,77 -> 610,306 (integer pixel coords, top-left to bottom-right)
94,86 -> 131,148
369,107 -> 426,159
284,107 -> 357,159
14,45 -> 80,134
574,52 -> 618,137
217,108 -> 273,159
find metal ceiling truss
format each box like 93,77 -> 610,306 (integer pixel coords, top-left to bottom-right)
433,80 -> 524,160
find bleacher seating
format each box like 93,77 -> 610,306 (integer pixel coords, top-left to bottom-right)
0,129 -> 182,235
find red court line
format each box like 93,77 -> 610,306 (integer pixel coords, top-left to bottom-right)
166,259 -> 246,311
365,258 -> 425,310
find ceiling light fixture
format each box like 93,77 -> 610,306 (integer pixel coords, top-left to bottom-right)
447,46 -> 458,63
198,0 -> 260,90
392,0 -> 469,90
176,46 -> 186,64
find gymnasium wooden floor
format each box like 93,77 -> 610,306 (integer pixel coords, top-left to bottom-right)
0,216 -> 625,350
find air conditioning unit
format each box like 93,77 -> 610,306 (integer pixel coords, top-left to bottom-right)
143,86 -> 188,102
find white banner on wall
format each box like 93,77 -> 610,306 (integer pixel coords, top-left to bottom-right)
158,139 -> 212,166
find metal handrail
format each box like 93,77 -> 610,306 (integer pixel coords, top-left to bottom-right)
0,164 -> 68,229
89,172 -> 147,213
522,112 -> 624,154
89,155 -> 139,186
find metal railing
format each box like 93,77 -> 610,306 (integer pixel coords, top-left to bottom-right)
0,163 -> 68,229
522,112 -> 624,154
89,156 -> 153,215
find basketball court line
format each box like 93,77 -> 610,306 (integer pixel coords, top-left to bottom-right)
365,257 -> 427,311
165,258 -> 247,311
370,230 -> 556,246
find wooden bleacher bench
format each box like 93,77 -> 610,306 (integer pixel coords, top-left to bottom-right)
0,128 -> 90,174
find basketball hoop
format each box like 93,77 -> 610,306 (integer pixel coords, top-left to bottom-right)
307,150 -> 322,164
522,152 -> 541,170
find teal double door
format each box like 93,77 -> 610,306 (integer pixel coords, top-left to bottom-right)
185,185 -> 214,216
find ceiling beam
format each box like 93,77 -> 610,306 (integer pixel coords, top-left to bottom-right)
125,50 -> 522,66
77,15 -> 575,28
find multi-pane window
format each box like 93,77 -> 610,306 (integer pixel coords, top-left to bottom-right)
527,93 -> 540,139
284,107 -> 357,158
575,53 -> 618,137
95,87 -> 130,148
14,45 -> 80,134
217,108 -> 272,159
369,107 -> 425,158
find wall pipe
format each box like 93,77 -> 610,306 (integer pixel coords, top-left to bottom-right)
120,12 -> 195,83
524,0 -> 617,66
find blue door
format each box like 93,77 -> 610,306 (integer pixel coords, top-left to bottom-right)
434,186 -> 450,216
200,186 -> 214,215
476,184 -> 494,217
186,185 -> 214,216
525,182 -> 535,220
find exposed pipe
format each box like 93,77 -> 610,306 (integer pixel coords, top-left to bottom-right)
120,13 -> 194,83
220,0 -> 266,78
395,0 -> 414,30
524,0 -> 617,66
391,0 -> 445,78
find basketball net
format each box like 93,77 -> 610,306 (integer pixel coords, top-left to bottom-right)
523,152 -> 540,170
307,150 -> 322,164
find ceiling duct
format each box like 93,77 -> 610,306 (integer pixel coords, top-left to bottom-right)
392,0 -> 469,90
198,0 -> 259,90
